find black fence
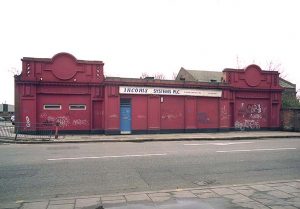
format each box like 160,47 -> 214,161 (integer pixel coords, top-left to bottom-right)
0,122 -> 55,141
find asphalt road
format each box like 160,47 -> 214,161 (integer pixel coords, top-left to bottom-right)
0,138 -> 299,203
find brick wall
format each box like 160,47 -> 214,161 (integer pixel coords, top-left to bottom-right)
281,108 -> 300,131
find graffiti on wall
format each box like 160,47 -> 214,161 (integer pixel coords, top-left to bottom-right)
238,103 -> 265,119
25,116 -> 31,128
40,113 -> 54,126
40,116 -> 54,126
197,112 -> 210,124
40,113 -> 89,127
48,116 -> 69,127
235,102 -> 267,130
56,116 -> 71,127
234,120 -> 260,131
161,113 -> 183,120
72,119 -> 89,126
40,113 -> 70,127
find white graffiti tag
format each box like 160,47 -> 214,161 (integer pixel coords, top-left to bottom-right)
72,119 -> 89,126
56,116 -> 71,127
235,120 -> 260,131
238,103 -> 264,119
25,116 -> 31,128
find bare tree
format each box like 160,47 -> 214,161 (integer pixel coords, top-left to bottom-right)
140,72 -> 166,80
265,61 -> 286,78
8,67 -> 20,76
236,55 -> 242,69
235,57 -> 286,78
140,72 -> 149,79
153,72 -> 166,80
172,72 -> 177,80
265,61 -> 281,71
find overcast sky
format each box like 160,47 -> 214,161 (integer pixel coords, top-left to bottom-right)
1,0 -> 299,105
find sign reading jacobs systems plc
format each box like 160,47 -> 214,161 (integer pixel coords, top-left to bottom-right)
119,86 -> 222,97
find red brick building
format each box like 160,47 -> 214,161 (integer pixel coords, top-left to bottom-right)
15,52 -> 282,134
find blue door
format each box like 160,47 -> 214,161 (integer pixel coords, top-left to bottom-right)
120,103 -> 131,134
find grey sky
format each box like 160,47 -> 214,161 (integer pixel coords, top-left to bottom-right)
1,0 -> 299,105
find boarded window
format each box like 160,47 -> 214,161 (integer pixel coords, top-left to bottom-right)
44,104 -> 61,110
69,104 -> 86,110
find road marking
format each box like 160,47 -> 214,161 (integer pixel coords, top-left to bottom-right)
47,153 -> 167,161
216,148 -> 297,153
184,142 -> 253,146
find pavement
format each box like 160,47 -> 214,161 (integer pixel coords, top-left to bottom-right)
1,130 -> 300,144
1,179 -> 300,209
1,131 -> 300,208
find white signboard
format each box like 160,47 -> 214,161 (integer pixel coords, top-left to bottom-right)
119,86 -> 222,97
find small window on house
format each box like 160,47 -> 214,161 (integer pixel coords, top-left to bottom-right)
69,104 -> 86,110
44,104 -> 61,110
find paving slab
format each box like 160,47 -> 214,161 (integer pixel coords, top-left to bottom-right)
75,197 -> 101,208
231,185 -> 252,190
0,202 -> 22,209
190,189 -> 210,195
224,193 -> 253,203
147,192 -> 171,197
286,197 -> 300,208
291,192 -> 300,197
47,204 -> 74,209
268,190 -> 295,199
232,188 -> 256,196
270,206 -> 298,209
285,182 -> 300,189
101,199 -> 127,206
249,192 -> 290,205
125,193 -> 151,202
147,192 -> 172,202
250,184 -> 276,192
101,198 -> 127,209
171,190 -> 197,198
101,195 -> 125,201
190,189 -> 220,199
273,186 -> 300,194
20,201 -> 48,209
211,187 -> 238,195
196,192 -> 220,199
3,180 -> 300,209
255,197 -> 291,206
73,195 -> 100,200
234,201 -> 270,209
106,203 -> 155,209
50,198 -> 75,205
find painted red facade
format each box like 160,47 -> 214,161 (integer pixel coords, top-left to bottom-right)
15,53 -> 282,134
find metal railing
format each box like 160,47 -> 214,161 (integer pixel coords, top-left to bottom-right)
0,122 -> 54,141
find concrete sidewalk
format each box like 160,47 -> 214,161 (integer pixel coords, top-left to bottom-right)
2,179 -> 300,209
1,131 -> 300,144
